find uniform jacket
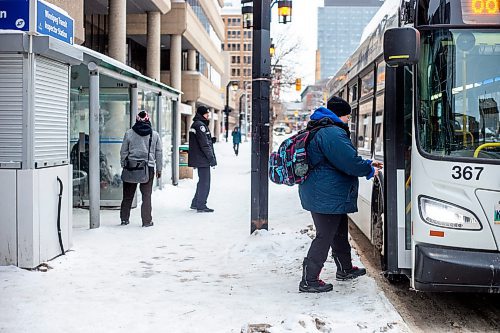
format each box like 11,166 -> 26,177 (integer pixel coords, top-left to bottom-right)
120,121 -> 162,171
188,114 -> 217,167
299,107 -> 374,214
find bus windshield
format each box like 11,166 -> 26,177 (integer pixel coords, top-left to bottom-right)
418,29 -> 500,161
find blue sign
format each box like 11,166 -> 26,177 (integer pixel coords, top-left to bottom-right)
0,0 -> 30,31
36,0 -> 73,44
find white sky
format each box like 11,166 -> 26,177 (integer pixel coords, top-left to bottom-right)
271,0 -> 323,100
0,142 -> 409,332
225,0 -> 323,101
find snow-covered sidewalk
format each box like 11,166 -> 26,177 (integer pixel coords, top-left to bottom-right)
0,142 -> 409,333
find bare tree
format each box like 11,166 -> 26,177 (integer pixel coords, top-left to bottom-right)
269,33 -> 302,149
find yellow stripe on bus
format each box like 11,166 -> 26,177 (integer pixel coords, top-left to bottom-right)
388,55 -> 410,60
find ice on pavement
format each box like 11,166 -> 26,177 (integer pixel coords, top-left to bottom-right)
0,140 -> 409,333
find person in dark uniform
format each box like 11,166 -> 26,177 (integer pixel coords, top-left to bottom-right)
189,106 -> 217,213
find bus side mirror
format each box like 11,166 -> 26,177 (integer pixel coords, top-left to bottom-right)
383,27 -> 420,67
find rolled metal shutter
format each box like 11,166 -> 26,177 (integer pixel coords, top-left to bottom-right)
34,56 -> 69,168
0,54 -> 24,167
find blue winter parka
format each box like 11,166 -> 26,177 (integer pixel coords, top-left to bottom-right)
298,107 -> 375,214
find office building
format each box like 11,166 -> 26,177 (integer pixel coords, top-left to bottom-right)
318,0 -> 382,80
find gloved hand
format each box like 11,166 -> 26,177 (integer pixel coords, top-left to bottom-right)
211,137 -> 217,144
156,171 -> 162,178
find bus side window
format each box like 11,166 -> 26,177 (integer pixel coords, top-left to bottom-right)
358,101 -> 373,156
374,94 -> 384,156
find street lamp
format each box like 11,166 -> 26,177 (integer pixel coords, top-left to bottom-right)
225,80 -> 239,142
242,0 -> 253,29
277,1 -> 292,24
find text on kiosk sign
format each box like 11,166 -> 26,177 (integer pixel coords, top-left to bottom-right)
0,0 -> 73,44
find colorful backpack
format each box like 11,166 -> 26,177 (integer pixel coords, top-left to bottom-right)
268,125 -> 330,186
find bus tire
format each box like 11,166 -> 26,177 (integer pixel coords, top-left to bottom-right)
371,177 -> 388,273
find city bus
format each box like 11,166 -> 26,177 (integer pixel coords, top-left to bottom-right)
326,0 -> 500,292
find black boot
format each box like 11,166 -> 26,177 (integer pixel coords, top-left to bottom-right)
333,254 -> 366,280
299,258 -> 333,293
336,266 -> 366,281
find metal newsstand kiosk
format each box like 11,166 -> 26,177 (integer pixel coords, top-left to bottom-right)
0,32 -> 82,268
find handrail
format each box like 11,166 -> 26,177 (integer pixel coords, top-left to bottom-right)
473,142 -> 500,158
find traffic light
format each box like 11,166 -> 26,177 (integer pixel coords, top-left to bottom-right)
295,78 -> 301,91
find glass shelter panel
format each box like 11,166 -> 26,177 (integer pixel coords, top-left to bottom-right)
70,79 -> 131,205
160,96 -> 173,183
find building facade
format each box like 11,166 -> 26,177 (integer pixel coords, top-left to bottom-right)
43,0 -> 227,203
318,0 -> 382,80
221,4 -> 252,134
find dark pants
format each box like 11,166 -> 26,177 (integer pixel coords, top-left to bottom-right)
191,167 -> 211,209
120,167 -> 154,224
233,143 -> 239,155
306,212 -> 352,271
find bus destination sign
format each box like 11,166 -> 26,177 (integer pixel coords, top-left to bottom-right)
462,0 -> 500,24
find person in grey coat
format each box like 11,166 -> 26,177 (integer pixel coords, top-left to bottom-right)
298,97 -> 382,293
119,110 -> 162,227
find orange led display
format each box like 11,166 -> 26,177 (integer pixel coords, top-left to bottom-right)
462,0 -> 500,24
471,0 -> 499,14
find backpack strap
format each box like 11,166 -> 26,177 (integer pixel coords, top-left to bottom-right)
306,124 -> 335,171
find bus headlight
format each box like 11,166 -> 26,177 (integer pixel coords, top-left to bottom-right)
419,197 -> 482,230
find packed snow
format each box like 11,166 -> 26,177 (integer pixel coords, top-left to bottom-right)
0,140 -> 409,333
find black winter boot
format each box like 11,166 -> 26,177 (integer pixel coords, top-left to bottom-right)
299,258 -> 333,293
336,266 -> 366,281
333,254 -> 366,281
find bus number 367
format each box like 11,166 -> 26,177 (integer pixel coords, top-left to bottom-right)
451,166 -> 484,180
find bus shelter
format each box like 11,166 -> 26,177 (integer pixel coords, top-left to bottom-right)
70,46 -> 181,208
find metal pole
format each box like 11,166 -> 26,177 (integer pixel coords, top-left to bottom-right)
172,100 -> 179,186
88,62 -> 100,229
225,82 -> 230,142
239,94 -> 244,129
244,84 -> 248,142
251,0 -> 271,233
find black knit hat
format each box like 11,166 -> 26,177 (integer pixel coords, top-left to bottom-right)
197,105 -> 209,116
327,96 -> 351,117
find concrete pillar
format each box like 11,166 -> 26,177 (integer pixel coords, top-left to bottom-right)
170,34 -> 182,90
108,0 -> 126,63
209,107 -> 215,135
214,110 -> 221,142
187,49 -> 197,71
147,11 -> 161,81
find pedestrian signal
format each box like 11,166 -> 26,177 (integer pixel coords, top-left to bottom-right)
295,78 -> 301,91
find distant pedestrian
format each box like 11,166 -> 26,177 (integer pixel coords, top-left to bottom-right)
189,106 -> 217,213
298,97 -> 382,293
231,127 -> 242,156
119,110 -> 162,227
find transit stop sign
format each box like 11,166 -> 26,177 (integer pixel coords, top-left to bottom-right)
0,0 -> 74,44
